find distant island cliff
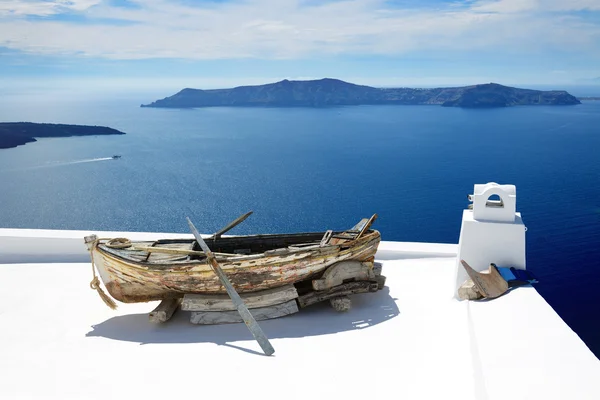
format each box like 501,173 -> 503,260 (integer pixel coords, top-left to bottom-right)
141,79 -> 581,109
0,122 -> 126,149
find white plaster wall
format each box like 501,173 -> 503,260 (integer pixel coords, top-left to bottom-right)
472,183 -> 517,222
0,228 -> 458,264
0,229 -> 194,264
373,241 -> 457,260
454,211 -> 526,294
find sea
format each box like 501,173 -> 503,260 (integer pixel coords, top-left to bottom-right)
0,86 -> 599,357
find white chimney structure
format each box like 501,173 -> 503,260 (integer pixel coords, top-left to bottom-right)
454,182 -> 527,297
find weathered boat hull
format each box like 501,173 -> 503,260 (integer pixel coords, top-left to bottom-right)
90,231 -> 380,303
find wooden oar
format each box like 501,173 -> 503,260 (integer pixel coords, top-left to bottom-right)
130,246 -> 232,257
210,211 -> 253,240
330,214 -> 378,245
130,212 -> 252,257
187,217 -> 275,356
355,213 -> 378,240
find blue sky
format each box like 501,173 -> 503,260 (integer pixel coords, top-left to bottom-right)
0,0 -> 599,91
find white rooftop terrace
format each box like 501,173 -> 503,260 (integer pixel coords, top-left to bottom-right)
1,226 -> 599,400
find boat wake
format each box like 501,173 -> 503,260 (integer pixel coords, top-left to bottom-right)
54,157 -> 115,166
0,157 -> 117,173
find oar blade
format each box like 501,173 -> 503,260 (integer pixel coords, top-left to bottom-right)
212,211 -> 253,239
186,217 -> 275,356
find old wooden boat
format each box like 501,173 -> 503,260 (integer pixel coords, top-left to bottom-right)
85,216 -> 381,304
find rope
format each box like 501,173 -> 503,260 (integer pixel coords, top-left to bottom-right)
88,238 -> 118,310
105,237 -> 132,249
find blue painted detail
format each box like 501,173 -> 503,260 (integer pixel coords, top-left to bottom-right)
496,266 -> 517,282
495,265 -> 538,285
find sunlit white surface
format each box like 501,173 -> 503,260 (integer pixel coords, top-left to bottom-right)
0,230 -> 598,400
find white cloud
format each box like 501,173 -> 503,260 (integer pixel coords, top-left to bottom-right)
0,0 -> 598,59
540,0 -> 600,12
472,0 -> 600,13
0,0 -> 102,16
472,0 -> 539,13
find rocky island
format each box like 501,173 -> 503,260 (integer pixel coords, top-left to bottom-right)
0,122 -> 126,149
141,79 -> 580,109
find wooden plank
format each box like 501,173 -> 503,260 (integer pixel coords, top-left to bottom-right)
332,234 -> 357,240
350,218 -> 370,232
298,281 -> 378,308
189,299 -> 299,325
373,262 -> 383,276
182,285 -> 299,311
461,260 -> 508,299
312,261 -> 375,291
355,214 -> 378,240
330,214 -> 378,245
149,297 -> 182,323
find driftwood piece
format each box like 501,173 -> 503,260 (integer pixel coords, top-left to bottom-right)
458,279 -> 483,300
149,297 -> 182,323
298,281 -> 378,308
461,260 -> 509,299
372,262 -> 386,289
182,285 -> 298,311
189,299 -> 299,325
330,296 -> 352,312
312,261 -> 375,291
374,275 -> 386,290
373,262 -> 383,276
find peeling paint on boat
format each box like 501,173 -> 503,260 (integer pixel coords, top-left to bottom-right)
90,231 -> 381,303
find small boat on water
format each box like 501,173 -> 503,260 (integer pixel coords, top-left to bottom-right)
85,215 -> 381,304
112,155 -> 121,159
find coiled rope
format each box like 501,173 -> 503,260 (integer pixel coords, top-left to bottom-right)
105,237 -> 132,249
87,237 -> 130,310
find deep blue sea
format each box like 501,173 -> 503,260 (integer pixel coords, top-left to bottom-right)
0,89 -> 599,357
